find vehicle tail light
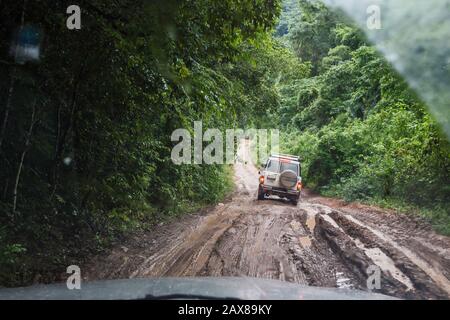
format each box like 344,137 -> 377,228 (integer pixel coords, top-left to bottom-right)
297,181 -> 303,191
259,176 -> 264,184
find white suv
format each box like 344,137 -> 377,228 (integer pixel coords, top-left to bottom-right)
257,154 -> 302,205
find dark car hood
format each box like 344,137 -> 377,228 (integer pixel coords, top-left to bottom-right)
0,277 -> 397,300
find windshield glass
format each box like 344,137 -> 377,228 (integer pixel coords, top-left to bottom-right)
280,162 -> 298,175
0,0 -> 449,302
267,160 -> 281,173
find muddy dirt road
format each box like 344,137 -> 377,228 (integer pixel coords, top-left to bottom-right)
84,141 -> 450,299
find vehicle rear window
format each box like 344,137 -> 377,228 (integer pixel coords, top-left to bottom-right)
266,160 -> 280,172
280,162 -> 298,175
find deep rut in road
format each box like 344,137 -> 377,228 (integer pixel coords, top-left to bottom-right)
84,141 -> 450,299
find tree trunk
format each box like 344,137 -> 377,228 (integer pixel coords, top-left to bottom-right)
12,101 -> 37,215
50,62 -> 86,199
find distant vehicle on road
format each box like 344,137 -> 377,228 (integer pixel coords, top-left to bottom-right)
257,154 -> 302,205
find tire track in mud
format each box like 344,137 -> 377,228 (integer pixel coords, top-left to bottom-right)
306,196 -> 450,299
83,141 -> 450,300
329,211 -> 450,299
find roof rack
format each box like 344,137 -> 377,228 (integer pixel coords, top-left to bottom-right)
271,153 -> 300,161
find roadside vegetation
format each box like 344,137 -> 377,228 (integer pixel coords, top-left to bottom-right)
0,1 -> 280,286
276,0 -> 450,234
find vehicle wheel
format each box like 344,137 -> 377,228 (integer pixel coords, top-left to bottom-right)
257,186 -> 265,200
292,198 -> 298,206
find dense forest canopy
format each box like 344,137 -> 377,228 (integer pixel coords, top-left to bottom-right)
276,0 -> 450,232
0,0 -> 281,285
322,0 -> 450,138
0,0 -> 448,287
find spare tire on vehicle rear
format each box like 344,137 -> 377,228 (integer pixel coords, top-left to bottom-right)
279,170 -> 298,188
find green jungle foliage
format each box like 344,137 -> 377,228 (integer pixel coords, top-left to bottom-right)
0,0 -> 281,286
277,0 -> 450,234
0,0 -> 448,286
